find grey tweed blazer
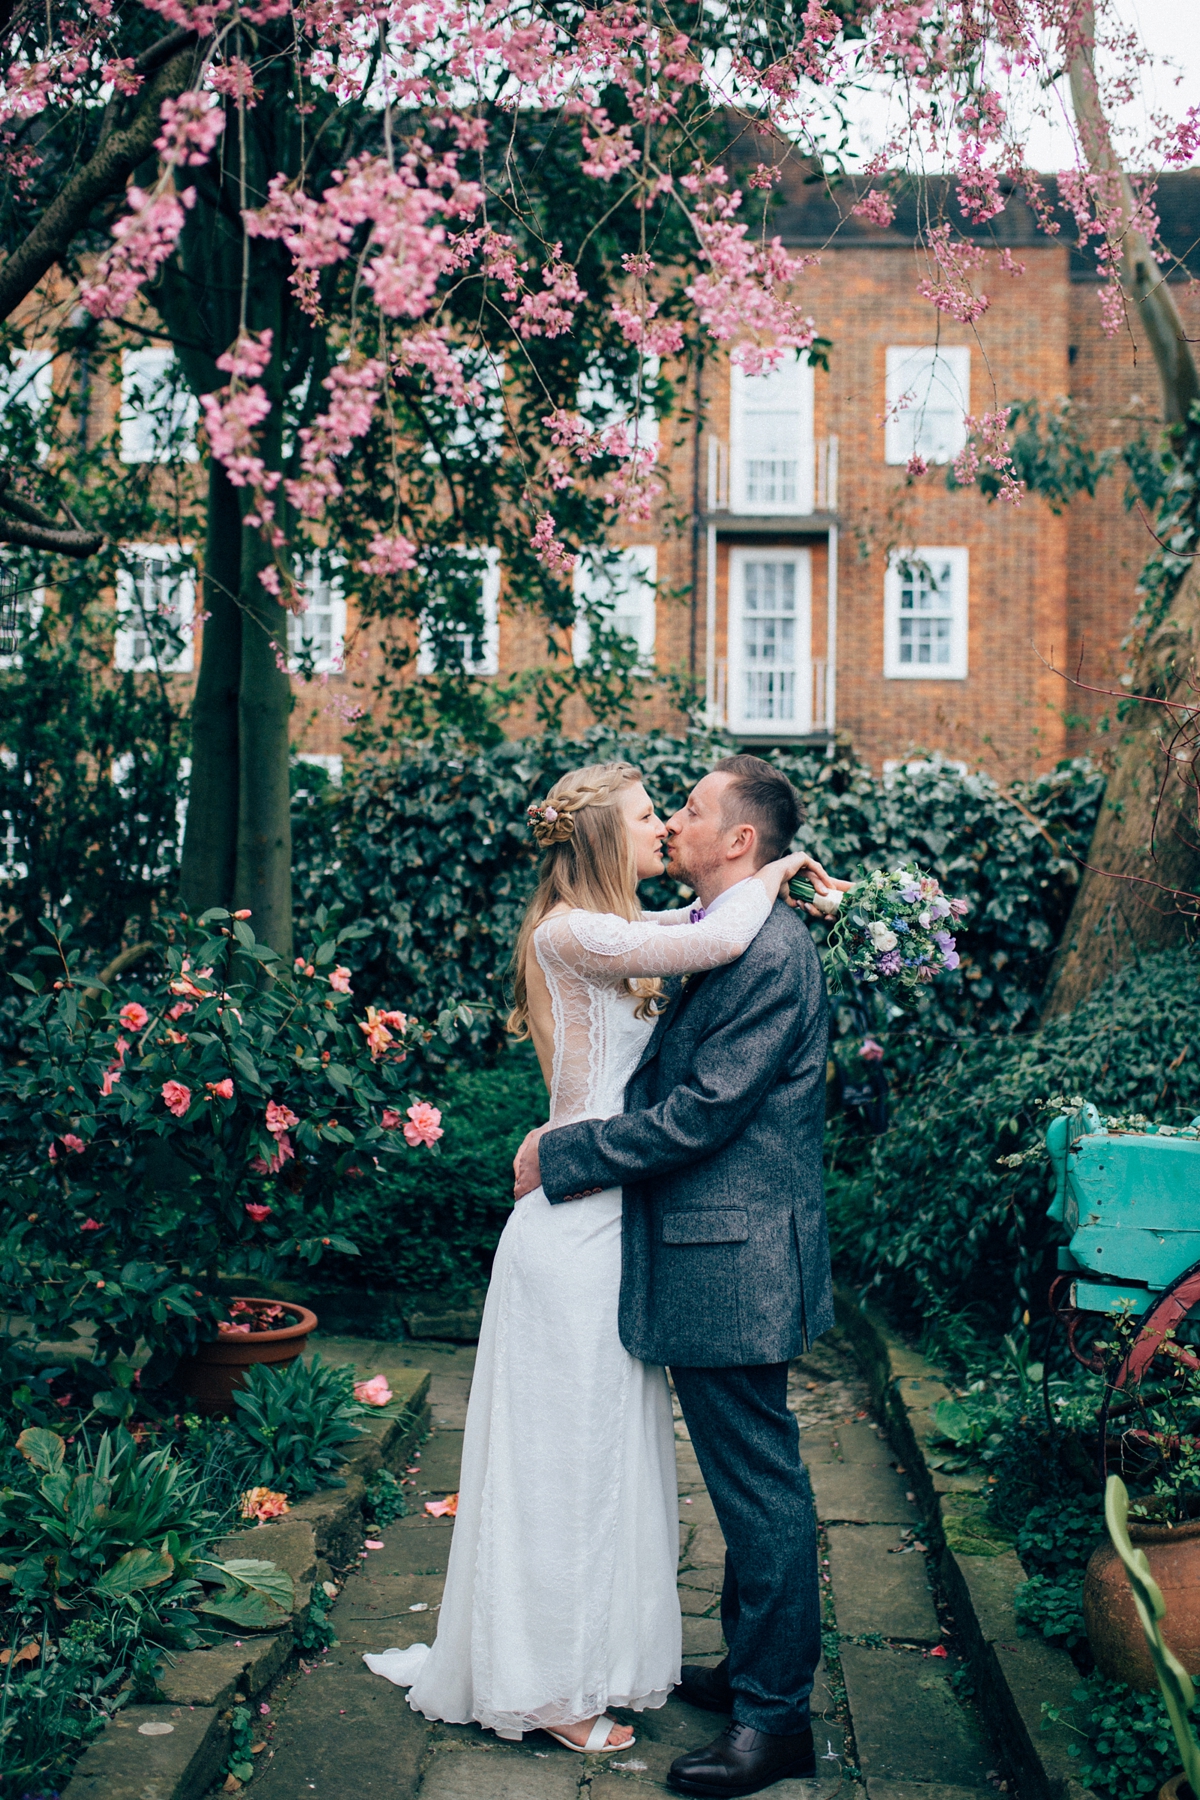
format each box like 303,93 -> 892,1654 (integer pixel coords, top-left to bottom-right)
537,899 -> 833,1368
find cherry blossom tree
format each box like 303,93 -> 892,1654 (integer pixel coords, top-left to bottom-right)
0,0 -> 1193,962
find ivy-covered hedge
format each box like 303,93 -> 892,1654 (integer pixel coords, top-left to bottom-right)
829,946 -> 1200,1337
292,728 -> 1102,1051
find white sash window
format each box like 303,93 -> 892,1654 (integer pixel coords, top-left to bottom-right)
114,545 -> 195,673
727,547 -> 812,733
885,347 -> 970,465
120,347 -> 199,464
287,557 -> 347,673
730,354 -> 814,515
884,548 -> 969,679
417,547 -> 501,675
573,545 -> 657,668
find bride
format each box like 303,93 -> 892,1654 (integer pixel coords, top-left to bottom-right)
365,761 -> 814,1754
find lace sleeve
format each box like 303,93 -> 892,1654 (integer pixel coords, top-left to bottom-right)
639,905 -> 695,926
538,880 -> 773,981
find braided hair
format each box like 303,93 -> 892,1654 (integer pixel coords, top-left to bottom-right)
507,761 -> 663,1039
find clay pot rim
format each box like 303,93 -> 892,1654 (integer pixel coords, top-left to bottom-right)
216,1295 -> 318,1344
1126,1514 -> 1200,1546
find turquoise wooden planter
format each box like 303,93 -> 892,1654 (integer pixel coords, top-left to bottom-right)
1046,1106 -> 1200,1316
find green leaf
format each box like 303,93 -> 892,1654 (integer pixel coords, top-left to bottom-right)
197,1557 -> 294,1629
231,1046 -> 262,1089
324,1064 -> 354,1091
94,1546 -> 175,1597
232,919 -> 255,951
92,1388 -> 135,1420
17,1427 -> 65,1474
11,972 -> 37,992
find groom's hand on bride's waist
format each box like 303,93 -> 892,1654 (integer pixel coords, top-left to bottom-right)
513,1125 -> 548,1199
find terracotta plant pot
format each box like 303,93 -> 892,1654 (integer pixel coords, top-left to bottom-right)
1084,1515 -> 1200,1690
1159,1776 -> 1194,1800
176,1297 -> 318,1417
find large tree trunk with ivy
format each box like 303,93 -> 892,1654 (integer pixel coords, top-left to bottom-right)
178,458 -> 242,915
1040,6 -> 1200,1018
1042,566 -> 1200,1015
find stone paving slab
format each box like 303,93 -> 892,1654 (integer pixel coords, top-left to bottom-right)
808,1462 -> 922,1526
61,1704 -> 225,1800
419,1745 -> 581,1798
827,1527 -> 940,1642
839,1647 -> 989,1788
868,1783 -> 992,1800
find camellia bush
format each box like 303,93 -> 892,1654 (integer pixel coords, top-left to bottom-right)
292,727 -> 1104,1050
0,904 -> 454,1421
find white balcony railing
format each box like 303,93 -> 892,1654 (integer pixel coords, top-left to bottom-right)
707,436 -> 838,515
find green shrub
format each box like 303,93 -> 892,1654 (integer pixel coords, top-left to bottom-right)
316,1041 -> 547,1296
365,1468 -> 408,1525
292,729 -> 1102,1051
828,947 -> 1200,1335
1018,1495 -> 1106,1581
229,1354 -> 365,1496
1045,1673 -> 1176,1800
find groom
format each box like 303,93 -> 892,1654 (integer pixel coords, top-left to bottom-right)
513,754 -> 834,1799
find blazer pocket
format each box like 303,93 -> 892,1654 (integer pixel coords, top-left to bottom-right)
662,1208 -> 750,1245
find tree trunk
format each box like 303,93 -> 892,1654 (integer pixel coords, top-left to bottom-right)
1042,566 -> 1200,1016
179,459 -> 242,914
1039,2 -> 1200,1015
233,487 -> 293,963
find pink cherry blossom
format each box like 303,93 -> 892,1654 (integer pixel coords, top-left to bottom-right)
161,1080 -> 192,1118
155,90 -> 225,167
80,185 -> 195,319
403,1102 -> 443,1148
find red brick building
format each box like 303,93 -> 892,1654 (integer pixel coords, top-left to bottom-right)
37,171 -> 1200,785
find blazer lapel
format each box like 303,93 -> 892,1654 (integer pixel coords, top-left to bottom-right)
631,970 -> 709,1079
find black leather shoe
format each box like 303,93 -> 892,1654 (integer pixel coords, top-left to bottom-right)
674,1658 -> 734,1713
667,1721 -> 816,1797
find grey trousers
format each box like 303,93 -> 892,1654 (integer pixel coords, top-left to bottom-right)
671,1361 -> 819,1737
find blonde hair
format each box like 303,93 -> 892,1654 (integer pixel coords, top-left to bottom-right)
507,761 -> 664,1037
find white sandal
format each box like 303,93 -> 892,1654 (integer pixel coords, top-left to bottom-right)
544,1715 -> 634,1755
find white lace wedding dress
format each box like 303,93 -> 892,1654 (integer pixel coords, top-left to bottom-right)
364,881 -> 773,1738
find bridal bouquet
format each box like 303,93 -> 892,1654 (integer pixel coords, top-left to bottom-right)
789,864 -> 968,995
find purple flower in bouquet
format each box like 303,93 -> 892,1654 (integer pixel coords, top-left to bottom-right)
877,949 -> 902,976
933,930 -> 955,954
898,884 -> 921,904
928,897 -> 951,921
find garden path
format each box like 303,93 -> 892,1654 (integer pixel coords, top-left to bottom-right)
246,1332 -> 1007,1800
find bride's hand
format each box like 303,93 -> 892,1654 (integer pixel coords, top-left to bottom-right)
759,851 -> 852,914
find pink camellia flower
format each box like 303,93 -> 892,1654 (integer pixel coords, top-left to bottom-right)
265,1100 -> 299,1137
858,1039 -> 885,1062
403,1102 -> 443,1148
100,1067 -> 121,1097
81,1217 -> 102,1231
240,1486 -> 289,1521
48,1144 -> 57,1162
380,1010 -> 408,1032
328,966 -> 352,994
354,1374 -> 393,1406
208,1078 -> 235,1100
381,1109 -> 403,1130
161,1080 -> 192,1118
167,1001 -> 194,1021
218,1320 -> 251,1334
358,1007 -> 394,1058
250,1132 -> 294,1176
61,1134 -> 86,1155
232,909 -> 252,920
118,1002 -> 149,1030
244,1202 -> 272,1223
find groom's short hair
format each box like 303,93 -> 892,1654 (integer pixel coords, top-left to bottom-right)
712,755 -> 803,864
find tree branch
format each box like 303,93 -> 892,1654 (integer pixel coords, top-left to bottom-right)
1068,1 -> 1200,426
0,36 -> 200,325
0,468 -> 104,555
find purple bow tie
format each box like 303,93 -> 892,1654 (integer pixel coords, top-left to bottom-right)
689,904 -> 706,924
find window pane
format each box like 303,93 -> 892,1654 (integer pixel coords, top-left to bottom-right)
743,560 -> 797,720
